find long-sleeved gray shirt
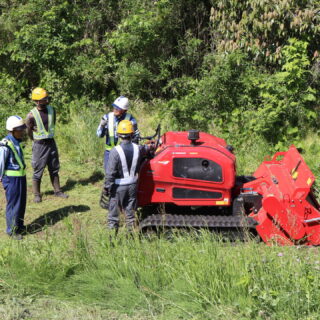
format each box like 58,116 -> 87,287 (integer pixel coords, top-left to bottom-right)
105,139 -> 150,190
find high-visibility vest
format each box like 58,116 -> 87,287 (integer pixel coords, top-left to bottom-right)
105,112 -> 131,151
114,143 -> 139,185
3,140 -> 26,177
31,106 -> 55,140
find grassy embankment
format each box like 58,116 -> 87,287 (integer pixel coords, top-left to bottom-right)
0,106 -> 320,320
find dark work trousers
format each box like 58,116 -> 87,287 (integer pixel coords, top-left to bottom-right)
108,183 -> 137,229
104,150 -> 110,174
2,176 -> 27,235
32,139 -> 60,181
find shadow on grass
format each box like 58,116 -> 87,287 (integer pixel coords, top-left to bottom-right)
44,170 -> 104,195
25,205 -> 90,234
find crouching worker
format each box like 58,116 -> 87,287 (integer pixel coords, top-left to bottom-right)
103,120 -> 153,232
0,116 -> 27,239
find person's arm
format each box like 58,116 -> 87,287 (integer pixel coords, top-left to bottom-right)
130,115 -> 140,143
25,112 -> 35,141
139,143 -> 155,160
104,149 -> 119,191
53,107 -> 56,125
97,114 -> 108,138
0,145 -> 9,181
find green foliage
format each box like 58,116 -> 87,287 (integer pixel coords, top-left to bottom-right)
158,51 -> 264,145
0,73 -> 29,137
0,0 -> 319,147
246,39 -> 317,146
108,0 -> 211,99
209,0 -> 320,65
0,0 -> 119,108
159,38 -> 319,147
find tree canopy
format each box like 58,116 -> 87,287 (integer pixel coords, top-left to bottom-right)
0,0 -> 319,145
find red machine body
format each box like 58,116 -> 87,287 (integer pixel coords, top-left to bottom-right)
243,146 -> 320,245
138,131 -> 236,207
137,131 -> 320,245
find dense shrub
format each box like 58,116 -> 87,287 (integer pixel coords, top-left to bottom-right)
0,0 -> 319,145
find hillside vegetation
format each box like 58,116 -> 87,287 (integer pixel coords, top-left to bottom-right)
1,147 -> 320,320
0,0 -> 319,147
1,1 -> 320,319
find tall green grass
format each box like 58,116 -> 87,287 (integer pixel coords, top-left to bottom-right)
55,107 -> 105,165
1,106 -> 320,319
0,227 -> 320,320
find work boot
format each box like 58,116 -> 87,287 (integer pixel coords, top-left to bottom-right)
9,233 -> 23,240
17,225 -> 27,235
51,174 -> 69,199
32,180 -> 42,203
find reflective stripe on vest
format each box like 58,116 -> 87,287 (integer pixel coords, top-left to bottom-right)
105,112 -> 131,150
31,106 -> 55,140
4,140 -> 26,177
114,143 -> 139,185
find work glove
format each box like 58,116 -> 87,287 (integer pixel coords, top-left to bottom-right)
102,187 -> 110,196
100,187 -> 110,209
146,140 -> 156,151
100,118 -> 108,127
132,136 -> 139,144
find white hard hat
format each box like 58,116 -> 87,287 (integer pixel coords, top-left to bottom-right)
112,96 -> 129,111
6,116 -> 26,131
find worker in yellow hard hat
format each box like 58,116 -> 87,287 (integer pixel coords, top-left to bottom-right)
96,96 -> 140,174
25,87 -> 68,203
0,116 -> 27,239
103,120 -> 154,232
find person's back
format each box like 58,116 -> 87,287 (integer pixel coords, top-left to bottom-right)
104,120 -> 143,231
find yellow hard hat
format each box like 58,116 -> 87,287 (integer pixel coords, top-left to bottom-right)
32,87 -> 48,101
117,120 -> 134,135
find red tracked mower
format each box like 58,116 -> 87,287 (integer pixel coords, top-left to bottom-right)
137,129 -> 320,245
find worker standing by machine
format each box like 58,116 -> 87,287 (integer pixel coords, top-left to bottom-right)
0,116 -> 27,239
25,87 -> 68,203
96,96 -> 139,174
103,120 -> 152,232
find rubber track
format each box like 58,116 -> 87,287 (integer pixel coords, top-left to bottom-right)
139,214 -> 258,230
